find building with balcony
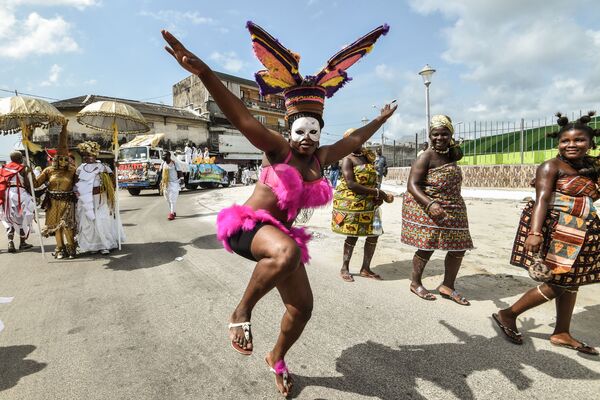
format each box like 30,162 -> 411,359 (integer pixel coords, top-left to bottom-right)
172,71 -> 287,162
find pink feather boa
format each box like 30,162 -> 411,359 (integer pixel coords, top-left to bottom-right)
216,204 -> 313,264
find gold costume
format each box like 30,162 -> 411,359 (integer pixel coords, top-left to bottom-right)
35,124 -> 77,258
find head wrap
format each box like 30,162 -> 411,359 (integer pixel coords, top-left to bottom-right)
77,141 -> 101,157
429,115 -> 454,135
247,21 -> 389,121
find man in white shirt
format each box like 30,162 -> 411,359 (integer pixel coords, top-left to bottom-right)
184,142 -> 192,164
159,151 -> 183,220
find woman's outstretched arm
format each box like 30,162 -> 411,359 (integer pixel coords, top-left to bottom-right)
317,102 -> 397,166
162,30 -> 287,156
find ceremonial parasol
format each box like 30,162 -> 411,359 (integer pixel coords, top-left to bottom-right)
0,95 -> 68,258
76,101 -> 150,250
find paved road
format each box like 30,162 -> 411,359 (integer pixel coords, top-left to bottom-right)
1,186 -> 599,399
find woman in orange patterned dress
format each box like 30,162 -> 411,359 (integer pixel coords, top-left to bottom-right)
401,115 -> 473,305
493,112 -> 600,355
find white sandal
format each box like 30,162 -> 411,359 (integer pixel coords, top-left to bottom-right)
228,322 -> 252,355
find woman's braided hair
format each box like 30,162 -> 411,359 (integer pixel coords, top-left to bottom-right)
547,111 -> 599,144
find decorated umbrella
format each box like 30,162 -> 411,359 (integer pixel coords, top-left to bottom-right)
76,101 -> 150,250
0,95 -> 68,258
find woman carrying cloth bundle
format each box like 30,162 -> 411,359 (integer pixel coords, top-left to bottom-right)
493,112 -> 600,355
163,21 -> 395,396
401,115 -> 473,305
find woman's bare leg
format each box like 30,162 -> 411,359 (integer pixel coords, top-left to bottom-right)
266,264 -> 313,397
410,250 -> 435,299
497,283 -> 564,334
360,237 -> 378,273
229,225 -> 301,352
340,236 -> 357,282
438,251 -> 469,304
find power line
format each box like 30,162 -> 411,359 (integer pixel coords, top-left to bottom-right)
0,88 -> 60,101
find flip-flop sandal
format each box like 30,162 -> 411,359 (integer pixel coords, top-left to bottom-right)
492,313 -> 523,345
340,271 -> 355,282
440,289 -> 470,306
359,271 -> 383,280
228,322 -> 252,355
550,340 -> 599,355
410,285 -> 436,301
266,358 -> 292,397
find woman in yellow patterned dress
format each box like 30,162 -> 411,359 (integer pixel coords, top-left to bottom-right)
332,129 -> 394,282
35,124 -> 77,259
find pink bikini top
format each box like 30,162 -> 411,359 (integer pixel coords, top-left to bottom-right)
259,151 -> 333,221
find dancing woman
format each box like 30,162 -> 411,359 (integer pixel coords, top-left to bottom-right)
401,115 -> 473,305
493,112 -> 600,355
163,22 -> 394,396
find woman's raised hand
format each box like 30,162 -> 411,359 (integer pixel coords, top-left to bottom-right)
378,102 -> 398,123
162,30 -> 208,76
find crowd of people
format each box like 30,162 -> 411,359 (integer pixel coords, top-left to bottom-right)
1,19 -> 599,399
0,124 -> 124,259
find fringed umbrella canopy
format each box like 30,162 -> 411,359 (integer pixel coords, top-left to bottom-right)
76,101 -> 150,134
0,96 -> 66,134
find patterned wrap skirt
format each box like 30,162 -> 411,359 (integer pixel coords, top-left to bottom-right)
331,163 -> 379,237
401,163 -> 473,251
511,199 -> 600,287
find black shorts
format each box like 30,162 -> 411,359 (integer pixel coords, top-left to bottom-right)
227,223 -> 267,262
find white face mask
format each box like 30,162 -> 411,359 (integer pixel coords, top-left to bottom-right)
290,117 -> 321,143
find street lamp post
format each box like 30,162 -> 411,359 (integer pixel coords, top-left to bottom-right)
372,105 -> 385,153
418,64 -> 436,136
361,116 -> 369,126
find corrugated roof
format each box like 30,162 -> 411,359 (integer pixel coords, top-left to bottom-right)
52,95 -> 204,120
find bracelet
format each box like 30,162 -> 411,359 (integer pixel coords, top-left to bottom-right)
375,188 -> 380,199
425,200 -> 438,212
528,231 -> 543,237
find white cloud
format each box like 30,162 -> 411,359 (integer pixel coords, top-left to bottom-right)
139,10 -> 214,25
0,12 -> 79,59
0,0 -> 94,59
407,0 -> 600,121
374,64 -> 396,81
41,64 -> 62,86
84,79 -> 97,85
209,51 -> 245,73
6,0 -> 98,8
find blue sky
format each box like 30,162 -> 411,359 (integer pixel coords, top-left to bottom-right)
2,0 -> 600,158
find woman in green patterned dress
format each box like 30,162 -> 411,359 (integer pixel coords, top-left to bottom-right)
401,115 -> 473,305
332,129 -> 394,282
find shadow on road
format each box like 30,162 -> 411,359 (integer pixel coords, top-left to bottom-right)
102,241 -> 188,271
290,320 -> 600,399
0,345 -> 47,392
371,259 -> 445,281
191,234 -> 222,250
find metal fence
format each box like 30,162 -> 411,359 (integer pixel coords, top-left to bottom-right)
409,111 -> 600,165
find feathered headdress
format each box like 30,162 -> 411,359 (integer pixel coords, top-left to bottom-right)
247,21 -> 389,119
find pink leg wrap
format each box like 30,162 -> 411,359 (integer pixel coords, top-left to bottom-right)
216,205 -> 312,264
273,359 -> 289,375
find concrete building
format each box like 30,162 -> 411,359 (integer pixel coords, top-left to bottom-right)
172,71 -> 286,162
43,95 -> 209,150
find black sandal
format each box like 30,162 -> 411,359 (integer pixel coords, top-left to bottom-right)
439,288 -> 470,306
492,313 -> 523,345
550,339 -> 599,356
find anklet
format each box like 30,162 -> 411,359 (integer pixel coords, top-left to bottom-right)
537,285 -> 551,301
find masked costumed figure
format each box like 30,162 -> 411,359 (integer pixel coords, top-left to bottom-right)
35,124 -> 77,259
164,21 -> 395,397
0,151 -> 36,253
74,141 -> 123,254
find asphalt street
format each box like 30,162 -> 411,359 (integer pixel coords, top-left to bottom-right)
1,185 -> 599,399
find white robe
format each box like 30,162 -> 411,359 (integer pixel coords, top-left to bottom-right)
160,161 -> 180,213
0,172 -> 35,236
75,162 -> 124,252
